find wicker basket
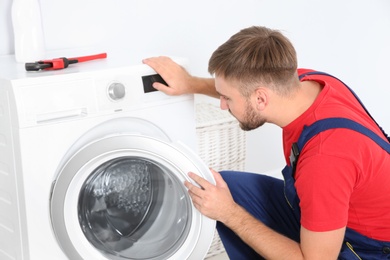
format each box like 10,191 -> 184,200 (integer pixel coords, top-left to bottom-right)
195,102 -> 246,259
196,103 -> 246,172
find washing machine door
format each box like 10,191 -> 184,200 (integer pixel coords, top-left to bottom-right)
50,120 -> 215,260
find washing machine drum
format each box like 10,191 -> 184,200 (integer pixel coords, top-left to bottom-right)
79,157 -> 191,258
50,119 -> 215,260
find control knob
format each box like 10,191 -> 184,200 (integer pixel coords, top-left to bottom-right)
108,82 -> 126,101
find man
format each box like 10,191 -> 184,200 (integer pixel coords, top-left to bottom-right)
143,26 -> 390,259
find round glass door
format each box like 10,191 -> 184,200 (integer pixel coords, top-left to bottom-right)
78,156 -> 192,260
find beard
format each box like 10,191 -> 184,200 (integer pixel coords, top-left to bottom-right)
230,102 -> 266,131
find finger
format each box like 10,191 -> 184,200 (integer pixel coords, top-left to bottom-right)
188,172 -> 214,190
143,56 -> 172,75
152,82 -> 169,91
184,180 -> 204,198
152,82 -> 180,96
209,168 -> 227,187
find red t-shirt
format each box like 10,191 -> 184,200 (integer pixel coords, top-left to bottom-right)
282,69 -> 390,241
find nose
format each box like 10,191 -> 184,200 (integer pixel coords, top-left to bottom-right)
220,97 -> 228,110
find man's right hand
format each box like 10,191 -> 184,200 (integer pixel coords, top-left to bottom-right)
143,56 -> 219,98
142,56 -> 195,96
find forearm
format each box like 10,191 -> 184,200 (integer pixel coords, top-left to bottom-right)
223,204 -> 304,260
190,77 -> 219,98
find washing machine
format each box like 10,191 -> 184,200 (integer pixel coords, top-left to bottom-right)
0,54 -> 215,260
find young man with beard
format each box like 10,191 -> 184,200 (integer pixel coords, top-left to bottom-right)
143,26 -> 390,259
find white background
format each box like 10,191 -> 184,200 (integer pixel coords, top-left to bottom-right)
1,0 -> 389,175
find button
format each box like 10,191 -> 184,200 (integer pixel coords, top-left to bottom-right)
383,246 -> 390,254
108,82 -> 126,101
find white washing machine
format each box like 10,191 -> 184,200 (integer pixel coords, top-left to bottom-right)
0,54 -> 215,260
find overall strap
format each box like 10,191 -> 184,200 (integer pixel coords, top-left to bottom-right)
297,117 -> 390,153
298,71 -> 390,142
290,117 -> 390,176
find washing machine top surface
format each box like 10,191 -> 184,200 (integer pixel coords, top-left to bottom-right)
0,49 -> 185,81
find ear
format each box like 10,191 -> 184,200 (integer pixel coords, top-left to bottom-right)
253,87 -> 268,111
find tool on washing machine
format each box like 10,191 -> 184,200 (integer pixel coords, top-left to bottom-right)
25,52 -> 107,71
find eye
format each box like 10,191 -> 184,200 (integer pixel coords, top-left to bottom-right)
221,95 -> 230,101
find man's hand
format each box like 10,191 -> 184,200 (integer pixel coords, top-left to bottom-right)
142,56 -> 194,96
143,56 -> 219,98
184,169 -> 238,223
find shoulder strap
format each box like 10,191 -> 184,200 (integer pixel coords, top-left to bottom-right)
299,71 -> 390,142
289,71 -> 390,173
297,117 -> 390,153
290,117 -> 390,175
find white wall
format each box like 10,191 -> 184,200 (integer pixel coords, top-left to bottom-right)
1,0 -> 389,175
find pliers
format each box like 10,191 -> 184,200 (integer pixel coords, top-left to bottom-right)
25,53 -> 107,71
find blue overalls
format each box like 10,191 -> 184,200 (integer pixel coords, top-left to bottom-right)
216,72 -> 390,259
284,117 -> 390,259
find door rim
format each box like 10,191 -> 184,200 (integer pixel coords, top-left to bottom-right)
50,132 -> 215,260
